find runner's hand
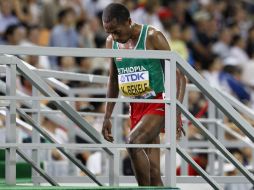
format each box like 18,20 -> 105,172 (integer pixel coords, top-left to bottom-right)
102,119 -> 114,142
177,114 -> 186,140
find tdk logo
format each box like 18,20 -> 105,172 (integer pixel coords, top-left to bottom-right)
120,73 -> 145,82
118,71 -> 149,84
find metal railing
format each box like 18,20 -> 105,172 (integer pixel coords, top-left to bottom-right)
0,45 -> 254,189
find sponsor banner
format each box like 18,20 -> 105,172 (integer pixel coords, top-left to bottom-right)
118,71 -> 149,84
119,80 -> 151,96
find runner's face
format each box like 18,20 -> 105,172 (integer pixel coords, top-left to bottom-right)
103,19 -> 131,43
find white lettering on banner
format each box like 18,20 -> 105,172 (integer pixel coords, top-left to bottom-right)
118,71 -> 148,84
117,66 -> 146,74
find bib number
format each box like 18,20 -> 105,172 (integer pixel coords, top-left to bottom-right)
118,71 -> 152,97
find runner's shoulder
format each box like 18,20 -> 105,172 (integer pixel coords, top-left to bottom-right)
146,26 -> 166,50
147,26 -> 164,43
146,26 -> 170,50
106,35 -> 113,49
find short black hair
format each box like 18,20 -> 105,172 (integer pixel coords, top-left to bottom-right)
58,7 -> 75,23
4,24 -> 20,40
102,3 -> 130,23
231,35 -> 242,46
76,20 -> 86,32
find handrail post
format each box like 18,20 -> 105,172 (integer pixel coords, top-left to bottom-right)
217,109 -> 224,175
180,87 -> 189,175
67,91 -> 78,176
32,86 -> 41,185
5,57 -> 16,185
165,58 -> 177,186
108,101 -> 121,186
208,100 -> 216,175
110,101 -> 122,185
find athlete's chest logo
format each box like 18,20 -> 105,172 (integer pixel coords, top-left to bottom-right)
120,73 -> 145,82
118,71 -> 152,97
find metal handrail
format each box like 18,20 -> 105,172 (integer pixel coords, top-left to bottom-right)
187,84 -> 254,122
177,101 -> 254,184
0,45 -> 173,59
175,53 -> 254,141
0,80 -> 91,141
1,46 -> 254,188
17,108 -> 103,186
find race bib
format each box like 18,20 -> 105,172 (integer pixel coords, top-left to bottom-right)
118,71 -> 153,97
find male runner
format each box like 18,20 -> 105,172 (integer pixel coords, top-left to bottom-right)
101,3 -> 186,186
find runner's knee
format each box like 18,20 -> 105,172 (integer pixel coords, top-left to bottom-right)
127,136 -> 145,155
128,133 -> 146,145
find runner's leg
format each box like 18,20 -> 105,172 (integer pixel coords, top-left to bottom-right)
127,114 -> 164,186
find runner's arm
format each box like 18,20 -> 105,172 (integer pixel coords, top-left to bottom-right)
104,36 -> 119,120
149,28 -> 187,137
148,28 -> 187,105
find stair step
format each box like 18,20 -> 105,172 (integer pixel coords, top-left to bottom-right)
0,185 -> 180,190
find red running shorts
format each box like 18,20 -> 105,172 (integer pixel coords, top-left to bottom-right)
129,93 -> 165,131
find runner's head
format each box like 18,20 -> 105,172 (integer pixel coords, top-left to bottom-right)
102,3 -> 132,43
